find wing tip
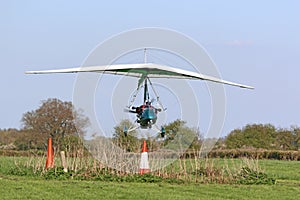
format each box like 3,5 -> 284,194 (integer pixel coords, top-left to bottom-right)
240,85 -> 255,89
25,71 -> 44,74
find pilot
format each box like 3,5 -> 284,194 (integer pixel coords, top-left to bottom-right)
136,104 -> 144,117
136,106 -> 141,113
145,101 -> 152,108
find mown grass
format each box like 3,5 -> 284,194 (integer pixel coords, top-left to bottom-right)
0,156 -> 299,199
0,176 -> 299,200
258,159 -> 300,181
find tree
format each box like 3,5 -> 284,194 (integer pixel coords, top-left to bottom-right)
112,119 -> 201,152
112,119 -> 140,152
225,128 -> 243,149
224,124 -> 298,150
13,130 -> 45,150
21,98 -> 89,151
291,126 -> 300,150
275,129 -> 294,150
162,119 -> 201,151
0,129 -> 45,150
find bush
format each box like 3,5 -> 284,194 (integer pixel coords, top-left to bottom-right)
8,166 -> 37,177
237,166 -> 275,185
43,167 -> 74,180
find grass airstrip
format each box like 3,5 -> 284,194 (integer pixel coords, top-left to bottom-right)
0,157 -> 299,200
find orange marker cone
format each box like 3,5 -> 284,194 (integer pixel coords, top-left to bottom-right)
45,137 -> 54,169
139,140 -> 150,174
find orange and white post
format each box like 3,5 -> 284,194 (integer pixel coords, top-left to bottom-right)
139,140 -> 150,174
45,137 -> 54,169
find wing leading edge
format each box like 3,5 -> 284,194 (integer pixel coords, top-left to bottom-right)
25,63 -> 254,89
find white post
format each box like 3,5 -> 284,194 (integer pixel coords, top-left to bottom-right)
60,151 -> 68,172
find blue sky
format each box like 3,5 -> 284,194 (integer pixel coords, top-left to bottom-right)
1,1 -> 299,137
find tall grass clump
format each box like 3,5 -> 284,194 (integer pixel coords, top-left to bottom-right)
3,137 -> 275,184
6,147 -> 275,185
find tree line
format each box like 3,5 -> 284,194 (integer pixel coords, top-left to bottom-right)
0,98 -> 299,152
222,124 -> 300,150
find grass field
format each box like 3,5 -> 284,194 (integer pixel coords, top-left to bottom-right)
0,157 -> 299,200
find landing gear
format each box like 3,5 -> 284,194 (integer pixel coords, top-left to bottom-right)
123,125 -> 128,137
123,125 -> 139,137
160,126 -> 166,138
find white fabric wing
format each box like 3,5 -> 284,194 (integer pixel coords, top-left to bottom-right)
26,63 -> 254,89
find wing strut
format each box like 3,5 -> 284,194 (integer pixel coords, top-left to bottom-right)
147,77 -> 166,111
127,77 -> 144,108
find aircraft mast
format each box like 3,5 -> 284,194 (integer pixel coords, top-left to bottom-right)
143,78 -> 148,103
144,48 -> 147,63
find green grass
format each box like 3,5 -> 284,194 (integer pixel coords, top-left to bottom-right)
258,159 -> 300,181
0,176 -> 299,200
163,158 -> 300,183
0,156 -> 299,199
